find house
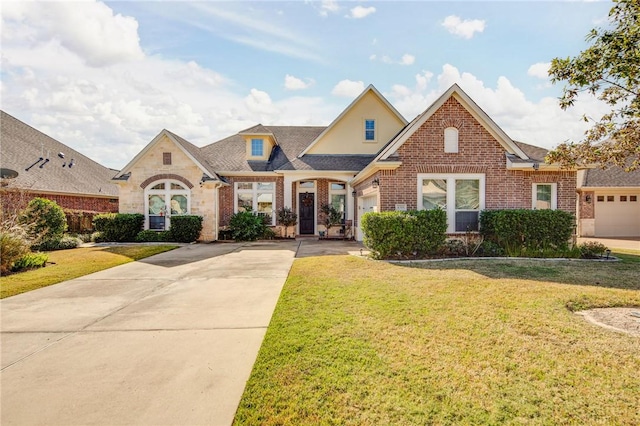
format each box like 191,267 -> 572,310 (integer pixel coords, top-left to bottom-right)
0,111 -> 119,230
577,165 -> 640,237
114,84 -> 583,241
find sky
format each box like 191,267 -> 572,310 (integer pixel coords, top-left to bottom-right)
1,0 -> 614,170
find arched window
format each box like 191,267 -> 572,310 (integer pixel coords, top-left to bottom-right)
444,127 -> 459,153
144,179 -> 190,230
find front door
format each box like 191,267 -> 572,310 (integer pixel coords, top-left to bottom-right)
299,192 -> 315,234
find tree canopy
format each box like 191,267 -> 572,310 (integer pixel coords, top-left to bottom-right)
546,0 -> 640,171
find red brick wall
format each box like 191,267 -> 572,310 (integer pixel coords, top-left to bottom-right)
579,191 -> 595,219
378,97 -> 576,215
0,190 -> 118,214
218,176 -> 284,226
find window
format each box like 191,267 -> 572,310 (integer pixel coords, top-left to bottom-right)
251,139 -> 264,157
145,179 -> 190,230
418,174 -> 485,233
364,119 -> 375,141
597,195 -> 605,202
607,195 -> 614,202
532,183 -> 557,210
444,127 -> 459,153
329,182 -> 347,216
631,195 -> 638,202
235,182 -> 276,225
621,195 -> 628,202
163,152 -> 172,165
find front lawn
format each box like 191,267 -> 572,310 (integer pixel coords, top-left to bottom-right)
0,245 -> 178,298
235,253 -> 640,425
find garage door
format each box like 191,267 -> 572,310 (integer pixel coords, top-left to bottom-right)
594,193 -> 640,237
357,195 -> 378,241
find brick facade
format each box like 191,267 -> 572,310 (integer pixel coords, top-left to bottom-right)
0,190 -> 118,214
378,97 -> 575,215
218,175 -> 284,227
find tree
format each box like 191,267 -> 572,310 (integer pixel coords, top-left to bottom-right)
546,0 -> 640,171
19,198 -> 67,247
320,204 -> 343,238
277,207 -> 297,238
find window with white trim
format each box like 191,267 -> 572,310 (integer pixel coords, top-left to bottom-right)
251,139 -> 264,157
145,179 -> 190,230
329,182 -> 347,217
444,127 -> 459,153
364,119 -> 376,141
418,174 -> 485,233
532,183 -> 557,210
235,182 -> 276,225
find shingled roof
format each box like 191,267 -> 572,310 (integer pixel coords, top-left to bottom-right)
582,164 -> 640,187
1,111 -> 118,197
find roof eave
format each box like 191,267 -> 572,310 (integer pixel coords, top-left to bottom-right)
350,161 -> 402,186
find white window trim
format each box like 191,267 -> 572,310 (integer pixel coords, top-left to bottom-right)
144,179 -> 191,230
250,138 -> 264,157
532,183 -> 557,210
234,182 -> 276,225
417,173 -> 485,233
444,127 -> 459,153
364,118 -> 376,142
329,182 -> 348,214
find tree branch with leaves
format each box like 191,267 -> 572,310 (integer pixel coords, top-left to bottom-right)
546,0 -> 640,171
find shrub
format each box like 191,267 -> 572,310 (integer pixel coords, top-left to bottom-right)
91,231 -> 106,243
262,227 -> 277,240
93,213 -> 144,242
19,198 -> 67,246
11,252 -> 49,272
135,230 -> 170,242
361,209 -> 447,259
579,241 -> 609,259
168,215 -> 203,242
480,209 -> 575,257
229,211 -> 266,241
0,232 -> 30,275
33,235 -> 82,251
277,207 -> 298,238
320,204 -> 343,236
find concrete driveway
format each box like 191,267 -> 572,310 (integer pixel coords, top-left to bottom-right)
1,241 -> 298,426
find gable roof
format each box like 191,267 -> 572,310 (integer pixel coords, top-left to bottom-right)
376,84 -> 530,161
582,165 -> 640,187
113,129 -> 222,181
299,84 -> 408,156
0,110 -> 118,197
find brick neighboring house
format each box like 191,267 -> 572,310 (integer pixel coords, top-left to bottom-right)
1,111 -> 119,231
577,165 -> 640,237
114,84 -> 586,241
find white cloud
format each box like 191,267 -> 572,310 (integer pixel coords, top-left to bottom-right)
284,74 -> 314,90
348,6 -> 376,19
441,15 -> 486,39
331,79 -> 365,98
386,64 -> 608,150
319,0 -> 340,17
1,0 -> 143,67
527,62 -> 551,79
369,54 -> 377,61
400,54 -> 415,66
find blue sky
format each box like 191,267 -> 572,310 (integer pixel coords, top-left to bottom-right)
1,1 -> 613,169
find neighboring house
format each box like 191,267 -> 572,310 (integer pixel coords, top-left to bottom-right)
1,111 -> 119,230
577,166 -> 640,237
114,84 -> 581,241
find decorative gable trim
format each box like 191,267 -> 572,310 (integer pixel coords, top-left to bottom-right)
140,174 -> 194,189
299,84 -> 408,156
376,84 -> 530,162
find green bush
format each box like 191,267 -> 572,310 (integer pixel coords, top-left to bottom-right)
11,252 -> 49,272
361,209 -> 447,259
91,231 -> 106,243
33,235 -> 81,251
480,209 -> 575,257
229,211 -> 266,241
579,241 -> 609,259
168,215 -> 203,243
19,198 -> 67,246
0,232 -> 30,275
277,207 -> 297,238
262,227 -> 277,240
93,213 -> 144,242
135,230 -> 170,242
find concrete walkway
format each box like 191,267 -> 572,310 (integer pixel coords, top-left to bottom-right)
1,241 -> 298,426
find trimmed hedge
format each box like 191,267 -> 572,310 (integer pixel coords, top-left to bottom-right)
93,213 -> 144,242
361,209 -> 447,259
168,215 -> 203,242
33,235 -> 81,251
229,211 -> 266,241
135,230 -> 170,242
480,209 -> 575,256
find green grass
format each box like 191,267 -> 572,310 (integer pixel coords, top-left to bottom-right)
235,253 -> 640,425
0,245 -> 178,298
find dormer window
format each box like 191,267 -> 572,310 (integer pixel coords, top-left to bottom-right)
444,127 -> 459,153
364,119 -> 376,141
251,138 -> 264,157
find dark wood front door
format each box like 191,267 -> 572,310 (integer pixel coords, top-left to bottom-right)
299,192 -> 315,234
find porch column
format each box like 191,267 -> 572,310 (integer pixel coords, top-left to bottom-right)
283,175 -> 294,209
